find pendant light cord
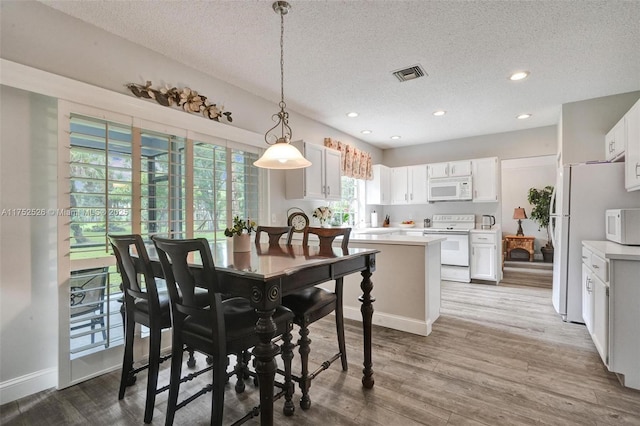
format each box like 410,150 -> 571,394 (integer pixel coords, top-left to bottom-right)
279,9 -> 286,109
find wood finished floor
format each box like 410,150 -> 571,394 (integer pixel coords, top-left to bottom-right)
2,281 -> 639,425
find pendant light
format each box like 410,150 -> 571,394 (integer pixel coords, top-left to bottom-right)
254,1 -> 311,169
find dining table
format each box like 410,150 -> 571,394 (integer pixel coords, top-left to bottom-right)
147,240 -> 379,426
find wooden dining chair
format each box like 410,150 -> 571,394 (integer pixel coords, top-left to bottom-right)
281,226 -> 351,410
151,236 -> 295,425
254,225 -> 294,245
109,234 -> 207,424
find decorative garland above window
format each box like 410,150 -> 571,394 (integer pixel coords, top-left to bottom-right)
324,138 -> 373,180
126,81 -> 233,123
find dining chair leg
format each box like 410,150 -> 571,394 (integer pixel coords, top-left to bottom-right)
164,337 -> 184,426
143,325 -> 162,423
119,312 -> 136,399
282,324 -> 295,416
212,355 -> 228,426
297,324 -> 312,410
234,352 -> 246,393
335,278 -> 348,371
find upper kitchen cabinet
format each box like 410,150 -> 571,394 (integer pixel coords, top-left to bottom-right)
366,164 -> 391,205
390,165 -> 428,204
471,157 -> 499,202
285,141 -> 342,201
625,99 -> 640,191
428,160 -> 472,178
605,118 -> 625,162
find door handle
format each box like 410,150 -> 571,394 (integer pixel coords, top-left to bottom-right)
636,162 -> 640,178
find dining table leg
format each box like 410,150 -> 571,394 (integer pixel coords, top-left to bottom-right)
359,253 -> 376,388
253,307 -> 278,426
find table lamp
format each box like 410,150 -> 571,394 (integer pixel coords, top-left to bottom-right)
513,207 -> 527,236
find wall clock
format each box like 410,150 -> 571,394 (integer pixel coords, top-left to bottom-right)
287,208 -> 309,233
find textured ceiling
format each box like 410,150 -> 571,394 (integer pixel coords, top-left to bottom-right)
38,0 -> 640,149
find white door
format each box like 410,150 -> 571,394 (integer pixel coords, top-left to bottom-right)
592,276 -> 609,365
449,160 -> 472,177
303,143 -> 325,199
408,165 -> 428,204
428,162 -> 449,178
471,244 -> 496,280
472,157 -> 498,202
440,234 -> 470,267
390,167 -> 408,204
324,148 -> 342,201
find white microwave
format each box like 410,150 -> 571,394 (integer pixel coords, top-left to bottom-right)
427,176 -> 473,202
605,208 -> 640,245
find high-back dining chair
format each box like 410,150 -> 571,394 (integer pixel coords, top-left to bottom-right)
254,225 -> 294,245
281,226 -> 351,410
70,267 -> 108,346
109,234 -> 204,424
151,236 -> 295,425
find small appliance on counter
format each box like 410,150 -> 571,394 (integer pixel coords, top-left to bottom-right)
481,215 -> 496,229
605,208 -> 640,245
423,218 -> 431,228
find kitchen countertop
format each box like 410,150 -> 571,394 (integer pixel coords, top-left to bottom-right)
583,240 -> 640,261
350,233 -> 446,246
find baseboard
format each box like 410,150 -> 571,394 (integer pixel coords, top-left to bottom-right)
342,306 -> 430,336
0,367 -> 57,405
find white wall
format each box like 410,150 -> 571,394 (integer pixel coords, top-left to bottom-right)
0,87 -> 59,403
383,125 -> 557,166
560,91 -> 640,165
501,156 -> 556,258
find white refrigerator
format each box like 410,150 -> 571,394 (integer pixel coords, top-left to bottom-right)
550,161 -> 640,323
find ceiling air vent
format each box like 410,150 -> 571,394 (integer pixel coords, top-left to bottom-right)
392,65 -> 427,82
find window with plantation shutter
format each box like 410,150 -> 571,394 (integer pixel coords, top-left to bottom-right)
230,148 -> 260,224
140,131 -> 186,240
69,114 -> 133,259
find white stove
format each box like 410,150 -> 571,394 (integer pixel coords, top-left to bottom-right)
423,214 -> 474,283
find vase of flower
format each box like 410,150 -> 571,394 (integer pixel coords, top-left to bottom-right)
232,234 -> 251,252
313,206 -> 333,228
225,216 -> 256,253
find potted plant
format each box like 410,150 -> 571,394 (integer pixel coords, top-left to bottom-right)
527,185 -> 554,262
224,216 -> 256,252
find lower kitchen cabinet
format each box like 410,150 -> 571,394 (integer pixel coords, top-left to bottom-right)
582,240 -> 640,391
470,229 -> 500,282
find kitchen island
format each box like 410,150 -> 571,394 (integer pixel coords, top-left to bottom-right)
321,232 -> 445,336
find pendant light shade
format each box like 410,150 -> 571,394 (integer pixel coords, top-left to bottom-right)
254,1 -> 311,170
253,138 -> 311,169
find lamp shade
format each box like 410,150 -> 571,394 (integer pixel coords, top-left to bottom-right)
253,141 -> 312,169
513,207 -> 527,220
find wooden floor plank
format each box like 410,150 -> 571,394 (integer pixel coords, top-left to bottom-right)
2,280 -> 640,425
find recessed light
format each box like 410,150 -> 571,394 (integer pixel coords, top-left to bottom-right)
361,130 -> 372,134
509,71 -> 530,81
390,135 -> 401,140
517,113 -> 532,119
433,110 -> 446,116
346,112 -> 359,118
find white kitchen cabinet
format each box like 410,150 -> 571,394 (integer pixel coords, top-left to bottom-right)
471,157 -> 498,202
581,262 -> 594,333
470,230 -> 500,282
366,164 -> 391,205
390,165 -> 428,204
428,160 -> 471,178
605,118 -> 625,162
581,245 -> 609,365
285,141 -> 341,201
582,241 -> 640,390
625,99 -> 640,191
